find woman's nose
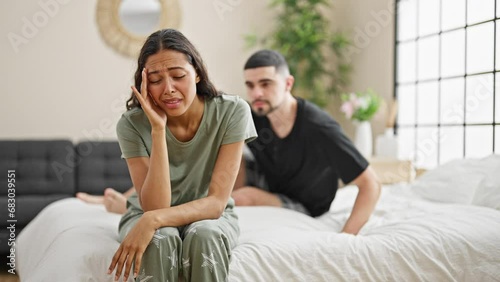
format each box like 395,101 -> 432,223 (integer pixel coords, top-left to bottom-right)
163,78 -> 175,94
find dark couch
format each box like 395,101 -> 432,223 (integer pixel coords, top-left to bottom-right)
0,140 -> 132,255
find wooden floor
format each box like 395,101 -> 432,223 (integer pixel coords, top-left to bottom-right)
0,262 -> 19,282
0,272 -> 19,282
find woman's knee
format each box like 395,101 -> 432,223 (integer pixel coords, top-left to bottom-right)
184,222 -> 226,246
145,227 -> 182,253
156,226 -> 180,238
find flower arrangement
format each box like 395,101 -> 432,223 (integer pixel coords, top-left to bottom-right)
340,89 -> 381,122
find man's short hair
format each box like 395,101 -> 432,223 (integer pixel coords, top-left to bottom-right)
244,49 -> 290,75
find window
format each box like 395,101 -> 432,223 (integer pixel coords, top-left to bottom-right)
395,0 -> 499,169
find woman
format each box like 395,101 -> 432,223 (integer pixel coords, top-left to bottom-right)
107,29 -> 256,282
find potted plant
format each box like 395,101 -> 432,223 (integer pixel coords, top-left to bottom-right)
245,0 -> 352,108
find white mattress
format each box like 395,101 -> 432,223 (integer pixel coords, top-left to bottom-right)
17,185 -> 500,282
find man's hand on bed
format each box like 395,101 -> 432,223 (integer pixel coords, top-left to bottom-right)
77,188 -> 128,214
341,166 -> 381,235
232,186 -> 282,207
108,211 -> 156,281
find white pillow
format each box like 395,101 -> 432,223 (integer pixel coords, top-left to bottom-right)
471,155 -> 500,210
411,155 -> 500,204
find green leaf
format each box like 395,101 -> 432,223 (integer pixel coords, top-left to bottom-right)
243,33 -> 258,50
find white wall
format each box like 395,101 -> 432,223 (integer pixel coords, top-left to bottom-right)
329,0 -> 395,140
1,0 -> 393,142
0,0 -> 272,142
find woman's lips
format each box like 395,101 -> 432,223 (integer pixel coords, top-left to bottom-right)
162,99 -> 182,109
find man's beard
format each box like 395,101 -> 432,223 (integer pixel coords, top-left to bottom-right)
252,100 -> 281,116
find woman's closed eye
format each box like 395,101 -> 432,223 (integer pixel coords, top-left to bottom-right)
148,74 -> 162,84
172,74 -> 186,80
168,69 -> 187,79
149,73 -> 185,84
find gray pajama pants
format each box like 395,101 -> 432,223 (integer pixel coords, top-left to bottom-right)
119,202 -> 240,282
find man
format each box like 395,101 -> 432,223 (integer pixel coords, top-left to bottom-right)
79,49 -> 380,235
231,49 -> 380,235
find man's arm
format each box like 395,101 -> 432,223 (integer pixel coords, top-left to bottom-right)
342,166 -> 381,235
231,158 -> 282,207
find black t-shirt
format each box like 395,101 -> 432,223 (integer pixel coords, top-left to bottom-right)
247,97 -> 369,217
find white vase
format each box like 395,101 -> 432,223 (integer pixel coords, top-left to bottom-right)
354,121 -> 373,159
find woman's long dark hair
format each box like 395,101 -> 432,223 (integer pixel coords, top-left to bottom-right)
126,29 -> 220,110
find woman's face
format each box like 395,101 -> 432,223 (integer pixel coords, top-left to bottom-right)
144,49 -> 199,117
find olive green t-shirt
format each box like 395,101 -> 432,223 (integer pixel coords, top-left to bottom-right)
116,94 -> 257,210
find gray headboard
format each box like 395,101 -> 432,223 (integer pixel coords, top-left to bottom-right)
75,141 -> 132,195
0,140 -> 132,255
0,140 -> 75,254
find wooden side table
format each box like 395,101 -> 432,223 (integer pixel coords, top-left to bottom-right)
369,157 -> 415,184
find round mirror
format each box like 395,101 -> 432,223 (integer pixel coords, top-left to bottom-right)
119,0 -> 161,36
96,0 -> 181,58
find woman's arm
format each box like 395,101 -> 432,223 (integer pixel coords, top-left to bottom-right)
126,128 -> 172,212
125,69 -> 171,211
147,140 -> 244,228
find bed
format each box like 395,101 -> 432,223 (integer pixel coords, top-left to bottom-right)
17,154 -> 500,282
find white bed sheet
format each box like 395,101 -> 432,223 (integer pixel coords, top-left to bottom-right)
17,185 -> 500,282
